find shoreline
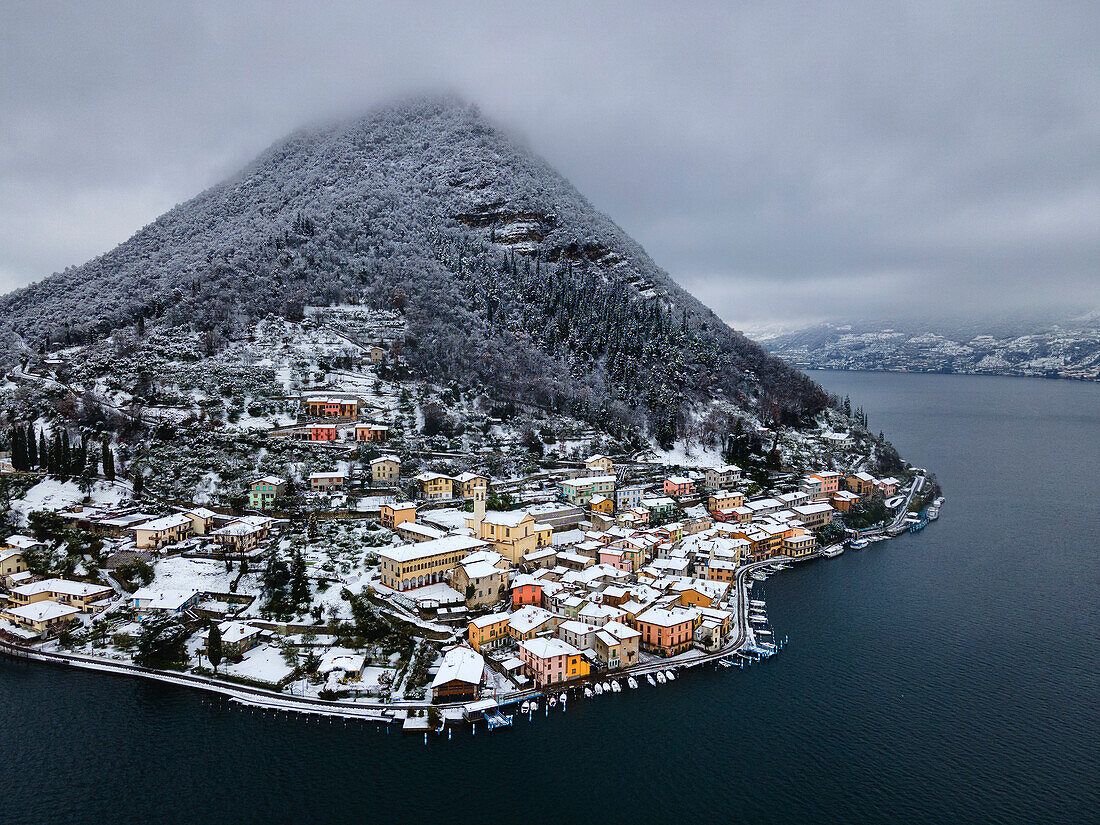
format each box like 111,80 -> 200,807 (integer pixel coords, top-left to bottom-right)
0,556 -> 812,726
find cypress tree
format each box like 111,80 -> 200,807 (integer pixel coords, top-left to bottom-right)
85,445 -> 99,477
11,427 -> 26,471
132,467 -> 144,496
26,425 -> 37,468
207,622 -> 223,671
38,431 -> 48,470
50,429 -> 62,475
61,430 -> 71,476
102,442 -> 115,481
289,549 -> 309,609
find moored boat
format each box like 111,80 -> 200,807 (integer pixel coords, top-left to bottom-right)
627,677 -> 638,689
646,674 -> 657,687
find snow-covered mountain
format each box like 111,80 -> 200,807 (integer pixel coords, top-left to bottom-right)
0,96 -> 828,445
762,318 -> 1100,380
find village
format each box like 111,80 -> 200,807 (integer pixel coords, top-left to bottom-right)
0,391 -> 935,731
0,308 -> 939,732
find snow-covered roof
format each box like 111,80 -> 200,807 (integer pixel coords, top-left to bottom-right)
519,637 -> 580,659
185,507 -> 216,519
379,535 -> 485,564
6,535 -> 41,550
371,454 -> 400,465
635,606 -> 698,627
253,476 -> 285,486
13,578 -> 112,598
384,501 -> 417,510
131,513 -> 192,533
4,600 -> 80,623
131,588 -> 199,610
318,651 -> 366,675
215,621 -> 263,645
470,611 -> 510,628
309,471 -> 347,480
508,605 -> 555,633
431,645 -> 485,688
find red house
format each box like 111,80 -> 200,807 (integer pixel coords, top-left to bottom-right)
511,575 -> 544,608
309,424 -> 338,442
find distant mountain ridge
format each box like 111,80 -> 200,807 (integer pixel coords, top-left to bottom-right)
0,96 -> 828,443
761,317 -> 1100,381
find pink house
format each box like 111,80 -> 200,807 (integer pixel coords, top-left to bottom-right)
516,637 -> 588,686
663,475 -> 696,497
598,548 -> 633,573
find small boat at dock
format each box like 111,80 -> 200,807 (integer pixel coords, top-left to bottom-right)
655,671 -> 667,685
627,677 -> 639,689
646,674 -> 657,687
665,670 -> 676,681
583,687 -> 593,698
593,683 -> 603,695
610,680 -> 621,693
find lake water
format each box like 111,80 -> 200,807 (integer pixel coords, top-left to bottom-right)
3,371 -> 1098,824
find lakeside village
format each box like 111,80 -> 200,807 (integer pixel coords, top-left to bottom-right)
0,314 -> 941,732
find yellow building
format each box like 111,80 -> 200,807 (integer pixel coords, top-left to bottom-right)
708,490 -> 744,512
589,495 -> 614,516
1,600 -> 80,636
467,612 -> 510,651
378,535 -> 485,592
453,472 -> 490,499
584,454 -> 614,474
130,513 -> 194,550
1,550 -> 27,584
8,578 -> 114,612
415,472 -> 454,500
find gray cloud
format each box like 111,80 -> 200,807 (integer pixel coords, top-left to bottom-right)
2,0 -> 1098,331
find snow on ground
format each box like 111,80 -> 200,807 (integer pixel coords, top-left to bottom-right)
648,442 -> 730,469
9,478 -> 132,525
152,556 -> 258,596
224,644 -> 294,684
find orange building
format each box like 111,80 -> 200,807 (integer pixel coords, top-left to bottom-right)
309,424 -> 338,441
634,606 -> 699,656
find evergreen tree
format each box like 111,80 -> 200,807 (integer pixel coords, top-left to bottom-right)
207,622 -> 223,671
289,549 -> 309,610
102,443 -> 115,481
50,431 -> 62,474
11,427 -> 26,471
85,446 -> 99,478
26,425 -> 37,468
132,466 -> 144,496
38,431 -> 48,470
61,429 -> 71,476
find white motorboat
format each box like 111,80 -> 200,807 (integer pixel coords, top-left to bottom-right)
646,674 -> 657,687
593,682 -> 603,695
520,701 -> 530,713
559,692 -> 567,705
627,677 -> 639,689
665,670 -> 676,681
548,695 -> 557,708
655,671 -> 667,685
849,539 -> 869,550
610,680 -> 621,693
601,681 -> 612,693
583,687 -> 593,698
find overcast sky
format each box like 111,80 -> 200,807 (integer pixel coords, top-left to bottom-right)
3,1 -> 1098,331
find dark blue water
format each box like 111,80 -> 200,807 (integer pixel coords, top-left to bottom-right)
3,372 -> 1098,824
